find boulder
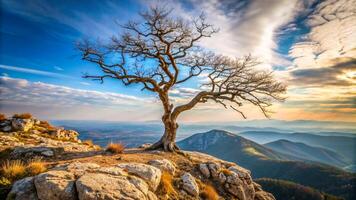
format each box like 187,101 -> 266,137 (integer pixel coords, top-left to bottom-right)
61,162 -> 100,176
48,128 -> 79,142
11,118 -> 34,132
148,159 -> 176,175
208,162 -> 221,179
199,163 -> 210,178
34,170 -> 77,200
117,163 -> 161,191
76,173 -> 147,200
6,177 -> 38,200
181,172 -> 199,196
10,146 -> 63,159
2,125 -> 12,132
225,171 -> 255,199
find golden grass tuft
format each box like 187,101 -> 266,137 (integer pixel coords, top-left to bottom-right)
82,140 -> 94,146
26,158 -> 46,176
1,160 -> 26,181
200,184 -> 219,200
38,121 -> 56,131
12,113 -> 32,119
0,113 -> 6,121
159,171 -> 177,196
220,168 -> 233,176
106,143 -> 125,154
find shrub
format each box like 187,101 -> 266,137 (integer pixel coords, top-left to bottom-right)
159,171 -> 177,196
12,113 -> 32,119
200,184 -> 219,200
0,114 -> 6,121
82,140 -> 94,146
1,160 -> 26,181
26,158 -> 46,176
106,143 -> 125,154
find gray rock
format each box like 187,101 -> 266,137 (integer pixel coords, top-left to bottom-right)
117,163 -> 161,191
48,129 -> 79,142
181,172 -> 199,196
2,125 -> 12,132
148,159 -> 176,175
199,163 -> 210,178
34,170 -> 77,200
76,173 -> 147,200
6,177 -> 38,200
208,162 -> 221,179
10,147 -> 60,159
11,118 -> 34,132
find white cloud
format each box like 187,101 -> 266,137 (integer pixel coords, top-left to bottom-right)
162,0 -> 305,70
0,77 -> 160,120
0,77 -> 151,106
0,64 -> 72,78
54,66 -> 63,71
80,82 -> 91,86
289,0 -> 356,70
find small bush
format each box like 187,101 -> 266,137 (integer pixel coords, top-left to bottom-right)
26,158 -> 46,176
1,160 -> 26,181
159,171 -> 177,196
200,184 -> 219,200
106,143 -> 125,154
82,140 -> 94,146
0,114 -> 6,121
12,113 -> 32,119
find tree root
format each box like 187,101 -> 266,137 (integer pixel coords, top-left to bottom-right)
145,140 -> 181,152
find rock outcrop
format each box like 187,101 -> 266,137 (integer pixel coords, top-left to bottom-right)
6,154 -> 275,200
0,115 -> 100,160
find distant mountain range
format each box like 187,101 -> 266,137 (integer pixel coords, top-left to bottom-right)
239,131 -> 356,166
265,139 -> 348,168
178,130 -> 356,200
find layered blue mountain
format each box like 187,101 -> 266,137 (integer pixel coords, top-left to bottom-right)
239,131 -> 356,166
178,130 -> 356,200
265,139 -> 348,168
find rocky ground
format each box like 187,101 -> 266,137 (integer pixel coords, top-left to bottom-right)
0,114 -> 275,200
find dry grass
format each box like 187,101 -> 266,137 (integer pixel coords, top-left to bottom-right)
82,140 -> 94,146
38,121 -> 56,131
0,113 -> 6,121
158,171 -> 177,197
26,158 -> 46,176
200,184 -> 219,200
220,168 -> 233,176
12,113 -> 32,119
106,143 -> 125,154
1,160 -> 26,181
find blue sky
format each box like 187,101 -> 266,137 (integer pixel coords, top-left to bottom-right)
0,0 -> 355,122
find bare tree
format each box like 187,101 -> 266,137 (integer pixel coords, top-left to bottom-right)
77,7 -> 287,152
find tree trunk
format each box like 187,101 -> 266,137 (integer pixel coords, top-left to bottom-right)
146,114 -> 180,152
146,92 -> 180,152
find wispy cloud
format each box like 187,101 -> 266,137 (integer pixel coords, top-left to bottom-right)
159,0 -> 307,70
0,64 -> 72,78
0,77 -> 159,120
54,66 -> 63,71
